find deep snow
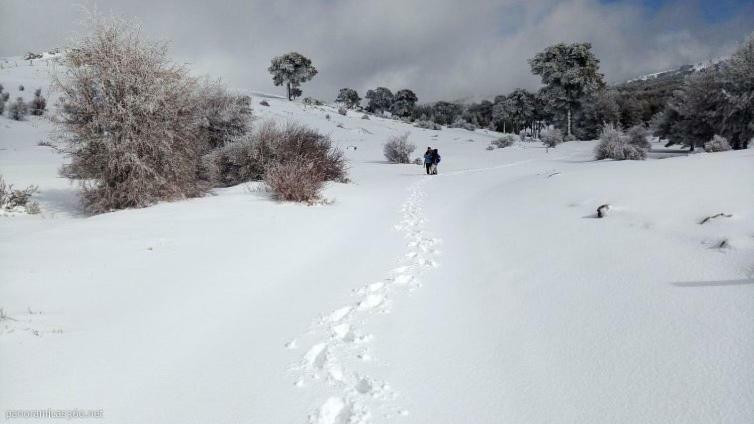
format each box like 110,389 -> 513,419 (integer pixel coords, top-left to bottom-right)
1,57 -> 753,424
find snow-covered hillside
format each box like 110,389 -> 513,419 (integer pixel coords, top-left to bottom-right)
1,59 -> 753,424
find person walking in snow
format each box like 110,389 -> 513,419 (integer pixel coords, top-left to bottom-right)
430,148 -> 441,175
423,147 -> 434,175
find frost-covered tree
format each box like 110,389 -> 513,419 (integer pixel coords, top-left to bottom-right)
503,88 -> 536,134
268,52 -> 318,101
529,43 -> 604,138
365,87 -> 393,114
432,101 -> 463,125
464,100 -> 493,128
391,89 -> 418,118
29,88 -> 47,116
335,88 -> 361,109
578,89 -> 621,140
718,33 -> 754,149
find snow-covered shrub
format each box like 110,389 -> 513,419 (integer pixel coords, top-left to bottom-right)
450,119 -> 477,131
24,52 -> 43,60
383,133 -> 415,164
1,92 -> 9,102
206,140 -> 263,186
259,100 -> 270,107
337,106 -> 347,116
29,88 -> 47,116
261,122 -> 347,183
18,84 -> 24,91
207,121 -> 348,187
54,17 -> 207,213
361,114 -> 370,120
0,174 -> 38,212
196,82 -> 252,151
564,134 -> 577,142
414,120 -> 441,130
595,124 -> 646,160
8,97 -> 28,120
491,134 -> 516,148
540,128 -> 563,147
486,145 -> 495,151
264,157 -> 325,203
302,97 -> 323,106
626,124 -> 650,149
704,135 -> 732,152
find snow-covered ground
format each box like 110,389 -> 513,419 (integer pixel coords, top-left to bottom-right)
1,59 -> 753,424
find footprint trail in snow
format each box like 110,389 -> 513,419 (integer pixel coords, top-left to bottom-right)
287,178 -> 441,424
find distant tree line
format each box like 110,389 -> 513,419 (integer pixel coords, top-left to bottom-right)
275,32 -> 752,152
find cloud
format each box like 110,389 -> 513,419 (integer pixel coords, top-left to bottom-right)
1,0 -> 752,102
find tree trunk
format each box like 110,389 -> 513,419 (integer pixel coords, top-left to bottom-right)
567,106 -> 572,136
286,82 -> 291,101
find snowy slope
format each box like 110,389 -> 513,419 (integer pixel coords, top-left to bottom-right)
1,59 -> 753,424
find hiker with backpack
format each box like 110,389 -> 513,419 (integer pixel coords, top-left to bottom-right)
423,147 -> 434,175
430,149 -> 441,175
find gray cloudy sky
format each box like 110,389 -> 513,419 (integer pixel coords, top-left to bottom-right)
1,0 -> 753,102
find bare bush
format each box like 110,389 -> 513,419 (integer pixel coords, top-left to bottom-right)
8,97 -> 28,120
595,124 -> 646,160
540,128 -> 563,147
53,17 -> 207,213
704,135 -> 732,152
491,134 -> 516,148
264,157 -> 325,202
383,133 -> 415,163
626,124 -> 650,149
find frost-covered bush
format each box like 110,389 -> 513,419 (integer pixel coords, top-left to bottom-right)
491,134 -> 516,148
540,128 -> 563,147
54,17 -> 207,213
595,124 -> 646,160
18,84 -> 24,91
626,124 -> 650,149
0,174 -> 38,212
206,139 -> 264,186
196,82 -> 252,151
383,133 -> 415,163
210,121 -> 347,187
302,97 -> 323,106
486,145 -> 495,151
450,119 -> 477,131
704,135 -> 732,152
414,120 -> 441,130
337,106 -> 347,116
361,114 -> 370,120
29,88 -> 47,116
264,157 -> 325,203
564,134 -> 577,142
8,97 -> 28,120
